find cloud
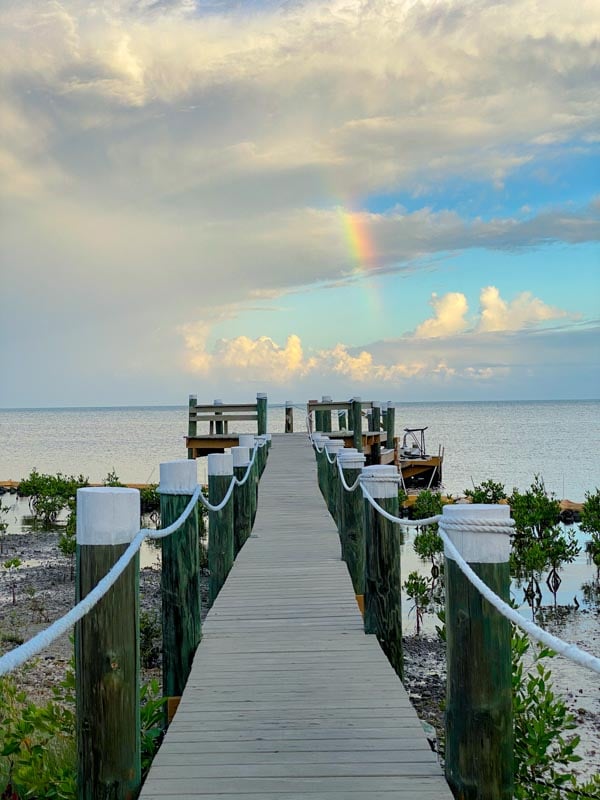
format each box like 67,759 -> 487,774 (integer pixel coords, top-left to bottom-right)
412,286 -> 573,338
415,292 -> 469,338
477,286 -> 571,332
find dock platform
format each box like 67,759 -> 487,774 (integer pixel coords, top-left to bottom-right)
139,433 -> 453,799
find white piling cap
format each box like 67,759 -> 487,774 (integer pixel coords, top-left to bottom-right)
325,439 -> 345,453
159,459 -> 197,495
442,503 -> 512,564
76,487 -> 140,546
285,400 -> 293,407
265,433 -> 272,442
338,449 -> 366,469
360,465 -> 401,499
257,393 -> 267,399
214,398 -> 223,405
232,446 -> 250,467
208,453 -> 233,476
238,434 -> 256,449
189,394 -> 197,401
373,401 -> 382,409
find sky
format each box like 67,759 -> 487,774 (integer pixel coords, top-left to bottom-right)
0,0 -> 599,407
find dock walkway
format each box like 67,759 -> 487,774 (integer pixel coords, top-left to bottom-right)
140,433 -> 453,799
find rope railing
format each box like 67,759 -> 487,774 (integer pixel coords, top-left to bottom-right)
0,441 -> 263,677
316,436 -> 600,675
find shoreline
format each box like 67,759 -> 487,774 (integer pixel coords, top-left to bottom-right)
1,530 -> 598,782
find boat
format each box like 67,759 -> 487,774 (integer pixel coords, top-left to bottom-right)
396,427 -> 444,492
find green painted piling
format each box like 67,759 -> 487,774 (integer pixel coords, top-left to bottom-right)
321,395 -> 332,432
362,465 -> 403,678
385,402 -> 395,449
338,450 -> 366,594
256,393 -> 268,435
351,397 -> 363,452
187,394 -> 197,459
324,439 -> 345,522
232,446 -> 252,555
75,488 -> 141,800
159,460 -> 202,700
444,504 -> 513,800
214,398 -> 224,434
208,454 -> 234,604
285,401 -> 294,433
238,436 -> 258,528
314,435 -> 329,500
338,409 -> 347,430
371,402 -> 381,464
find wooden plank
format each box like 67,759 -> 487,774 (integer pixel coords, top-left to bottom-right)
139,434 -> 452,799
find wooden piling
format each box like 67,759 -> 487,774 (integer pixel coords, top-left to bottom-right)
75,487 -> 141,800
324,439 -> 345,522
361,465 -> 403,678
238,436 -> 258,528
159,460 -> 202,700
256,393 -> 268,436
338,449 -> 366,595
208,454 -> 234,604
213,398 -> 224,434
313,435 -> 329,500
285,400 -> 294,433
385,401 -> 395,449
321,395 -> 332,433
187,394 -> 197,459
443,504 -> 513,800
351,397 -> 363,452
232,446 -> 252,555
371,402 -> 381,464
338,409 -> 347,430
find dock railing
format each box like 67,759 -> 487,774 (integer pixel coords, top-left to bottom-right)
187,393 -> 267,458
0,437 -> 270,800
311,432 -> 600,800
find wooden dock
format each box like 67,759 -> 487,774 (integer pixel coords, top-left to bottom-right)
140,433 -> 453,799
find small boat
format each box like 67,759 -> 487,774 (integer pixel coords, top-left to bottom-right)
396,427 -> 444,492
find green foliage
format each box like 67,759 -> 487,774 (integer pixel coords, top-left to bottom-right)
403,571 -> 429,634
413,527 -> 443,563
17,470 -> 88,528
140,611 -> 161,669
412,489 -> 444,521
140,679 -> 166,778
510,476 -> 580,587
465,478 -> 507,504
580,489 -> 600,577
140,485 -> 160,516
0,663 -> 166,797
511,627 -> 600,799
0,669 -> 76,800
103,470 -> 124,487
397,488 -> 408,508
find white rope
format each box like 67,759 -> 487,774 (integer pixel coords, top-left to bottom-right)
439,525 -> 600,675
337,458 -> 361,492
360,481 -> 441,526
325,448 -> 337,464
145,485 -> 202,538
0,443 -> 266,676
358,482 -> 600,673
233,443 -> 259,487
0,530 -> 147,676
0,481 -> 208,676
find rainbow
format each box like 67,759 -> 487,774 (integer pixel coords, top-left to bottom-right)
338,208 -> 383,313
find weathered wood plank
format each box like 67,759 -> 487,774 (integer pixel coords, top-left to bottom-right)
139,434 -> 452,799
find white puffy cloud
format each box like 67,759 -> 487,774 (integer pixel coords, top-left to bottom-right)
414,292 -> 470,338
477,286 -> 570,332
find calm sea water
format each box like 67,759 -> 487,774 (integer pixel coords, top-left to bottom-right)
1,401 -> 598,499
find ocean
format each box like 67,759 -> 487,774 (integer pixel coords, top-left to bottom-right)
1,400 -> 598,500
